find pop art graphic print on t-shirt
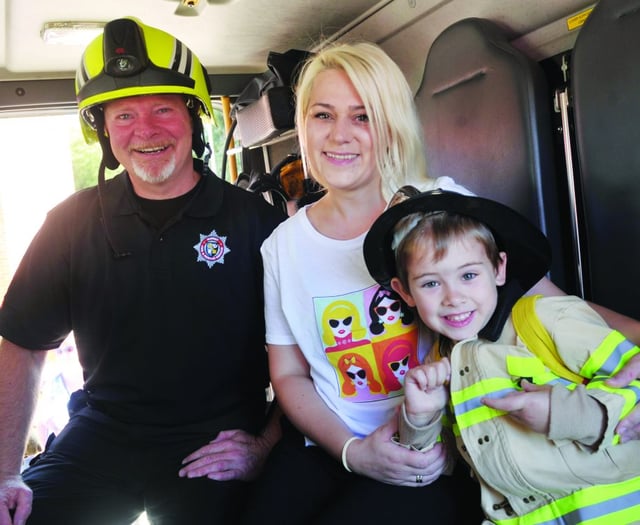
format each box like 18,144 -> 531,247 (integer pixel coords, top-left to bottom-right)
316,285 -> 420,402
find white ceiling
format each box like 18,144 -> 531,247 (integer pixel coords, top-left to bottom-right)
0,0 -> 387,79
0,0 -> 597,92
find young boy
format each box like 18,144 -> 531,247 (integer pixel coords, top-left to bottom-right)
363,189 -> 640,524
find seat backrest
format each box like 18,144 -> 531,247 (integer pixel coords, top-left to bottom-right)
415,18 -> 573,292
571,0 -> 640,319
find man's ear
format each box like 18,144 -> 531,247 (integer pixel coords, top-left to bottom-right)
496,252 -> 507,286
390,277 -> 416,307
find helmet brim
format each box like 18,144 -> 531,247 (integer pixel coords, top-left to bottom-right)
363,189 -> 551,294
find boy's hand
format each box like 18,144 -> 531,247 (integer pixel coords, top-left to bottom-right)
404,358 -> 451,427
482,379 -> 551,434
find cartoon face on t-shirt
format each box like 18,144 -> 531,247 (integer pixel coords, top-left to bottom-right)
316,285 -> 420,402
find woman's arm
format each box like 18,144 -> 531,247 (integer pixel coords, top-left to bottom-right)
606,354 -> 640,442
268,343 -> 352,458
268,343 -> 448,486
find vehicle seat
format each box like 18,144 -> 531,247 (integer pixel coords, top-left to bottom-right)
571,0 -> 640,319
414,17 -> 572,292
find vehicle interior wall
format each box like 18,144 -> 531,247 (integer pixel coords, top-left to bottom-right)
255,1 -> 595,171
568,0 -> 640,320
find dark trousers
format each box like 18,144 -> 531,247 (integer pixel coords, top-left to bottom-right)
22,406 -> 248,525
240,420 -> 483,525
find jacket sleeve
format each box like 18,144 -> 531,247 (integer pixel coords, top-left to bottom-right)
548,383 -> 605,447
397,402 -> 442,451
538,296 -> 640,447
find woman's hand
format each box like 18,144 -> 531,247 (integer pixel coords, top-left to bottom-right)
345,416 -> 448,486
606,354 -> 640,442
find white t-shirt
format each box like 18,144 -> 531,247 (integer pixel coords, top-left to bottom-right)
261,176 -> 471,439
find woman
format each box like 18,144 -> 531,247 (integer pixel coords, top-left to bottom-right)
244,40 -> 640,524
241,42 -> 480,524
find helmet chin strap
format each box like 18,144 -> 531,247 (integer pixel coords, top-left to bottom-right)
188,100 -> 210,164
92,108 -> 120,171
92,108 -> 133,258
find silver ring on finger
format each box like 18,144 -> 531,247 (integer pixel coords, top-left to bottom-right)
415,474 -> 423,483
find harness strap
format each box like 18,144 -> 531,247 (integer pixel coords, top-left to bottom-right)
511,295 -> 586,384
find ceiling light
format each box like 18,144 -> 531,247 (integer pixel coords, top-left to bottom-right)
41,22 -> 105,46
175,0 -> 207,16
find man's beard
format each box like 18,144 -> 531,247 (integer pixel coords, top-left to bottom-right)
132,156 -> 176,185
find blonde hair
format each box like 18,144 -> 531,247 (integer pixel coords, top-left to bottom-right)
294,42 -> 428,201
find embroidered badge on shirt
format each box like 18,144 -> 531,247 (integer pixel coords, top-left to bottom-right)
194,230 -> 230,268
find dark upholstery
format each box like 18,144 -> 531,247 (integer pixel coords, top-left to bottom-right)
572,0 -> 640,319
415,18 -> 571,291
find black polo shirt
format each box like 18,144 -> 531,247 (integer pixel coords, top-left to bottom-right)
0,168 -> 285,428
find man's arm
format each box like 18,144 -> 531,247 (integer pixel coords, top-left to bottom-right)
0,338 -> 46,525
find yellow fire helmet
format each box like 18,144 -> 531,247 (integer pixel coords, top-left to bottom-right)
76,17 -> 214,168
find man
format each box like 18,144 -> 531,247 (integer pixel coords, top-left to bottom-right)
0,17 -> 285,525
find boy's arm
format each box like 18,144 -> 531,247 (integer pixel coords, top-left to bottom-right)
398,360 -> 450,450
482,381 -> 606,448
529,276 -> 640,346
531,277 -> 640,442
519,296 -> 639,446
547,384 -> 606,448
397,403 -> 443,451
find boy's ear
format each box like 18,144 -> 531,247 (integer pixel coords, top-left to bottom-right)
390,277 -> 416,307
496,252 -> 507,286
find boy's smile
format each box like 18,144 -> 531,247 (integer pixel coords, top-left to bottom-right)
393,237 -> 507,342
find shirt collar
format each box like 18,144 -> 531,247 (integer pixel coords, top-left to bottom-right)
105,160 -> 224,219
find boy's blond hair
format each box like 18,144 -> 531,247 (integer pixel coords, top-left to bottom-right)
393,211 -> 503,290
